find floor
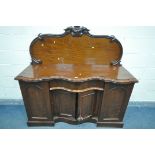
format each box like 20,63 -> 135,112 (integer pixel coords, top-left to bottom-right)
0,102 -> 155,129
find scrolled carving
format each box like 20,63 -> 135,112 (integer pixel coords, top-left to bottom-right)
111,60 -> 121,66
77,116 -> 84,121
31,58 -> 42,65
64,26 -> 90,37
38,33 -> 44,40
110,35 -> 116,42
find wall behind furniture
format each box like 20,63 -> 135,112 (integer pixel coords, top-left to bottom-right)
0,26 -> 155,101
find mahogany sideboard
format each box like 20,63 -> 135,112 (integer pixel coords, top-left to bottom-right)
15,26 -> 138,128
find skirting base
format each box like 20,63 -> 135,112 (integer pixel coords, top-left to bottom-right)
27,120 -> 54,126
27,118 -> 124,128
97,121 -> 124,128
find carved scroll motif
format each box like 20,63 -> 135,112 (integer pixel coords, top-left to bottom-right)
64,26 -> 90,37
111,60 -> 121,66
31,58 -> 42,65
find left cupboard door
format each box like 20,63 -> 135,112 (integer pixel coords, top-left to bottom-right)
19,81 -> 53,126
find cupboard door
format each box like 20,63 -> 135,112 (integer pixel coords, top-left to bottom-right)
78,90 -> 103,121
99,82 -> 134,122
19,81 -> 52,121
50,90 -> 76,119
78,90 -> 95,120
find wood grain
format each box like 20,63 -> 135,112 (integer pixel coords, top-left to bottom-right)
30,34 -> 122,65
15,64 -> 138,84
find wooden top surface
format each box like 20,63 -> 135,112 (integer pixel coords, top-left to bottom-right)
15,64 -> 138,84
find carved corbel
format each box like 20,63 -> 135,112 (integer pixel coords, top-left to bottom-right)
38,33 -> 44,40
31,58 -> 42,65
110,35 -> 117,42
111,60 -> 121,66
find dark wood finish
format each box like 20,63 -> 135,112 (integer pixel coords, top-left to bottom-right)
19,81 -> 54,126
51,90 -> 76,119
97,83 -> 134,127
77,90 -> 102,121
15,26 -> 138,128
49,79 -> 105,90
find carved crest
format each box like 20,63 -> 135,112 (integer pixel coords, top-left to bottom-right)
64,26 -> 90,37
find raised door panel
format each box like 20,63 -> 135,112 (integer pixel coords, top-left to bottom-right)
78,90 -> 95,120
50,90 -> 76,119
78,90 -> 103,121
19,81 -> 52,121
103,87 -> 126,120
99,83 -> 134,122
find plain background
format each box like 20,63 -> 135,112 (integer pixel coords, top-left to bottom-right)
0,0 -> 155,155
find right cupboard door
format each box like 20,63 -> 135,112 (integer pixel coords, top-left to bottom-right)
98,83 -> 134,122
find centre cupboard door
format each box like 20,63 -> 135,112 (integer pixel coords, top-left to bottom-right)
50,89 -> 103,121
77,90 -> 103,121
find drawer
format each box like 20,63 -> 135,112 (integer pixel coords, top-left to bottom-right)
49,79 -> 104,92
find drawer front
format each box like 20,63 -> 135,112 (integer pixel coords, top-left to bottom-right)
50,79 -> 104,92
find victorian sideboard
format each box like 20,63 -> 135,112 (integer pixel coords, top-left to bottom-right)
15,26 -> 138,128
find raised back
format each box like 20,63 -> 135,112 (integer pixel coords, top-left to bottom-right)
30,26 -> 123,65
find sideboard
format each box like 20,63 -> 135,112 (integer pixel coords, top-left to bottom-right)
15,26 -> 138,127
